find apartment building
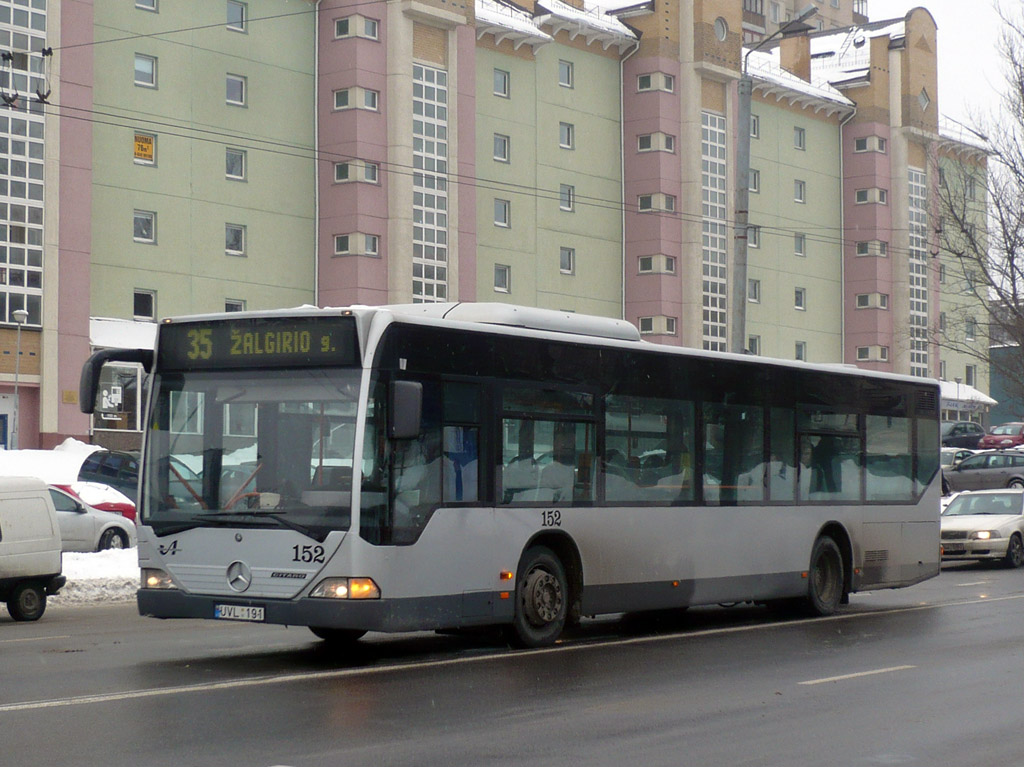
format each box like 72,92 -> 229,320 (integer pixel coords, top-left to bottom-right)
0,0 -> 990,449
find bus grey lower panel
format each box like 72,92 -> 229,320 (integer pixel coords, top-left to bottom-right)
581,571 -> 804,615
137,589 -> 515,632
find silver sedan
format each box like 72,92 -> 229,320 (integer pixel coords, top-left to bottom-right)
940,489 -> 1024,568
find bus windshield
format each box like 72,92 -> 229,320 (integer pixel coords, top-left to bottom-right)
142,368 -> 365,540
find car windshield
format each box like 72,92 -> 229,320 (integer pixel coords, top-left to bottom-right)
142,368 -> 368,540
991,424 -> 1022,435
943,493 -> 1022,516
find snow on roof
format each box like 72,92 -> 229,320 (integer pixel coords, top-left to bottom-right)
745,49 -> 854,110
90,317 -> 158,351
940,380 -> 997,407
534,0 -> 637,42
475,0 -> 554,47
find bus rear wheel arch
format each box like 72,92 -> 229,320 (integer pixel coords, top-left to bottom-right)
507,545 -> 570,648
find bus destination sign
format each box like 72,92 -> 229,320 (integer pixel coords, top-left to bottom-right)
158,316 -> 359,371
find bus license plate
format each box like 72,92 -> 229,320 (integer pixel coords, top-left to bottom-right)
943,543 -> 966,554
214,604 -> 265,622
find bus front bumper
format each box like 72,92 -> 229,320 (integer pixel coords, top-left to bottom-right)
137,588 -> 510,632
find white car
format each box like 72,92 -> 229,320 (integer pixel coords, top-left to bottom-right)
47,486 -> 137,553
940,489 -> 1024,568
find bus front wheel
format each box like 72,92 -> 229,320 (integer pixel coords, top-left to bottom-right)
508,546 -> 568,648
805,536 -> 844,616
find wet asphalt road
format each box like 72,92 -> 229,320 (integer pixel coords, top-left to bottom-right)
3,562 -> 1023,767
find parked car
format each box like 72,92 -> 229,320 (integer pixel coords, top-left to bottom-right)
940,489 -> 1024,568
77,450 -> 139,503
940,420 -> 986,448
941,447 -> 976,469
942,450 -> 1024,495
47,486 -> 137,552
63,482 -> 136,523
978,422 -> 1024,450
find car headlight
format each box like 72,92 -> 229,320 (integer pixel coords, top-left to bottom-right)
309,577 -> 380,599
141,568 -> 176,589
971,531 -> 994,540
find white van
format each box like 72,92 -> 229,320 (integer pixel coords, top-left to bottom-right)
0,477 -> 66,621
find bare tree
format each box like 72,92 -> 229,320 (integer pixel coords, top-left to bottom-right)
935,3 -> 1024,412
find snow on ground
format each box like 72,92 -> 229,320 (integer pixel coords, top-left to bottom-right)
49,549 -> 139,606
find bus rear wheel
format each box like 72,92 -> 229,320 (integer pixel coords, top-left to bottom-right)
508,546 -> 568,648
805,536 -> 844,616
309,627 -> 367,645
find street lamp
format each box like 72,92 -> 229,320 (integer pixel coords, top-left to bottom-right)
11,307 -> 27,450
732,4 -> 819,355
955,376 -> 962,421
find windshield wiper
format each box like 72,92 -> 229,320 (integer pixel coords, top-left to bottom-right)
194,510 -> 323,540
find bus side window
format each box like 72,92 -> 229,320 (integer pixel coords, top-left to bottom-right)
443,426 -> 478,502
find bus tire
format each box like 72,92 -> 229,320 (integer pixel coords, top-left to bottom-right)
507,546 -> 568,648
7,582 -> 46,622
309,627 -> 367,644
805,536 -> 844,616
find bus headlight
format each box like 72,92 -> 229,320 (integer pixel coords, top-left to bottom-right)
141,568 -> 176,590
310,577 -> 381,599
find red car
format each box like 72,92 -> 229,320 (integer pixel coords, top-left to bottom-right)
53,482 -> 137,523
979,422 -> 1024,450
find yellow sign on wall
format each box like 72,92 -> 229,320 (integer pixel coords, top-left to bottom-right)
134,133 -> 154,163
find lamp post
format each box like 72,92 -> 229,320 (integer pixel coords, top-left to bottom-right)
11,308 -> 27,450
955,376 -> 962,421
732,4 -> 818,355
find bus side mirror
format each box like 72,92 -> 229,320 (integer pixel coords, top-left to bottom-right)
79,348 -> 154,414
389,380 -> 422,439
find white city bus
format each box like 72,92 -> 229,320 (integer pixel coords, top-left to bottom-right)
81,303 -> 941,647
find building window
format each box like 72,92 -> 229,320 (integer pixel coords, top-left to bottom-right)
494,264 -> 510,293
637,132 -> 674,153
134,290 -> 156,321
856,240 -> 888,257
794,126 -> 806,150
225,299 -> 245,312
750,113 -> 760,138
225,148 -> 246,180
749,225 -> 760,248
637,72 -> 674,93
747,335 -> 761,355
794,233 -> 806,256
749,168 -> 760,193
559,184 -> 575,212
133,210 -> 156,243
966,365 -> 977,387
134,131 -> 156,165
939,312 -> 946,331
854,135 -> 887,153
638,193 -> 675,213
226,74 -> 246,106
748,278 -> 760,303
334,234 -> 349,254
857,347 -> 869,361
965,317 -> 976,340
365,234 -> 379,255
856,294 -> 869,308
334,89 -> 349,109
225,223 -> 246,255
794,179 -> 806,203
967,177 -> 977,201
363,18 -> 379,39
136,0 -> 158,10
134,54 -> 157,87
226,1 -> 246,32
493,68 -> 510,97
335,16 -> 380,40
559,122 -> 574,149
794,287 -> 806,310
638,317 -> 653,334
560,246 -> 575,275
493,133 -> 510,162
855,188 -> 888,204
558,60 -> 573,88
363,89 -> 379,110
494,199 -> 511,227
795,341 -> 806,361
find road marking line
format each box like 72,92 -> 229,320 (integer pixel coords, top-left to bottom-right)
799,665 -> 916,686
0,635 -> 72,645
956,581 -> 991,587
2,593 -> 1023,714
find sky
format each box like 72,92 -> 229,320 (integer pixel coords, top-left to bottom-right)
867,0 -> 1006,130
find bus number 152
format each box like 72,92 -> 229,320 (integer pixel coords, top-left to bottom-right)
541,510 -> 561,527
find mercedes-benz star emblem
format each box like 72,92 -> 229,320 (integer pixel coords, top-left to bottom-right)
226,561 -> 252,593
